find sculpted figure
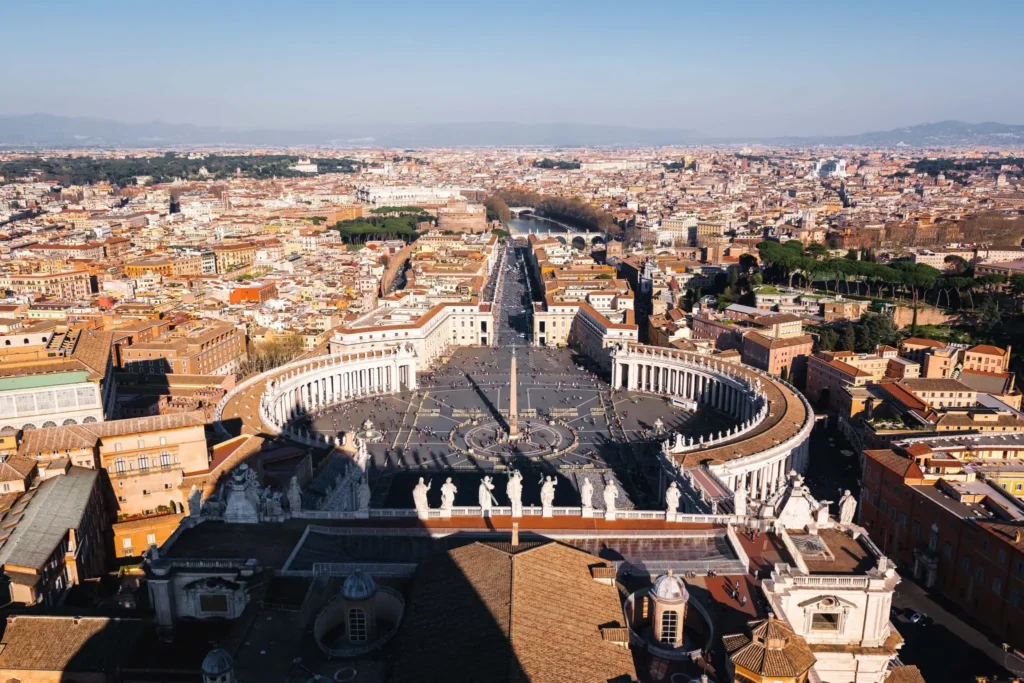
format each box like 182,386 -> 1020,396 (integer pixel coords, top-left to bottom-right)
540,476 -> 557,515
440,477 -> 458,511
665,481 -> 681,515
580,477 -> 594,510
838,489 -> 857,525
603,481 -> 618,513
478,476 -> 496,515
413,477 -> 432,517
506,470 -> 523,517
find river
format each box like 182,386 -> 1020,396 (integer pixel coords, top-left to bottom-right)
507,214 -> 573,235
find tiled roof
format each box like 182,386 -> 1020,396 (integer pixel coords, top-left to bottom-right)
885,665 -> 927,683
724,616 -> 816,678
18,411 -> 206,455
864,449 -> 922,479
391,541 -> 635,683
0,615 -> 144,672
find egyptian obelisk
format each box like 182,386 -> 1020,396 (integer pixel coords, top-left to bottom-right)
508,347 -> 519,438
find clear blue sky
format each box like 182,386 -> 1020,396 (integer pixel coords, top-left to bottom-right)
2,0 -> 1022,136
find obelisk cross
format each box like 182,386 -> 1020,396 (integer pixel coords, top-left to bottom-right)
508,344 -> 519,436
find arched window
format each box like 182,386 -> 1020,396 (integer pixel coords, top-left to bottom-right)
138,455 -> 149,470
348,608 -> 367,642
114,458 -> 126,473
82,416 -> 97,424
159,451 -> 171,467
42,421 -> 57,428
22,424 -> 36,431
659,610 -> 678,644
62,419 -> 77,426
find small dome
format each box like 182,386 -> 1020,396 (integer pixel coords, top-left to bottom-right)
651,572 -> 689,602
201,648 -> 233,675
342,570 -> 377,600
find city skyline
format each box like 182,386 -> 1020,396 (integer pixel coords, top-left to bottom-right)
2,0 -> 1023,137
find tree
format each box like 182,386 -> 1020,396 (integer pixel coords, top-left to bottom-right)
484,196 -> 511,224
749,272 -> 763,288
780,365 -> 789,382
838,326 -> 856,351
818,327 -> 839,352
739,253 -> 758,274
845,249 -> 859,261
944,254 -> 970,275
978,297 -> 1002,339
805,242 -> 829,260
1011,274 -> 1024,308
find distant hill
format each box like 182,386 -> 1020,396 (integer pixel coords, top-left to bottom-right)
768,121 -> 1024,148
0,113 -> 1021,148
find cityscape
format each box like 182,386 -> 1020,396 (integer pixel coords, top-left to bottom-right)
2,3 -> 1024,683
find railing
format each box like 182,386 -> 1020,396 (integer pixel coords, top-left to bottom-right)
789,575 -> 872,589
775,526 -> 810,575
726,523 -> 751,572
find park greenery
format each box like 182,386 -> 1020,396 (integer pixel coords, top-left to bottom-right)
814,312 -> 901,353
332,214 -> 427,244
484,196 -> 511,223
489,189 -> 620,235
369,206 -> 428,215
0,154 -> 360,187
532,158 -> 580,170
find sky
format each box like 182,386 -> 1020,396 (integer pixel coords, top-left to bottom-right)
2,0 -> 1022,137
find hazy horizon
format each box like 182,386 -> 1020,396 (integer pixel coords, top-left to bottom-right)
2,0 -> 1023,138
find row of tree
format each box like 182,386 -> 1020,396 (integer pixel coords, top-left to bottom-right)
490,189 -> 620,235
756,240 -> 1024,311
332,215 -> 426,244
532,158 -> 580,169
0,154 -> 360,188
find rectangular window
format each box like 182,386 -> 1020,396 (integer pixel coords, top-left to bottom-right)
1010,590 -> 1021,608
199,594 -> 229,613
146,533 -> 157,545
122,538 -> 132,549
811,613 -> 841,631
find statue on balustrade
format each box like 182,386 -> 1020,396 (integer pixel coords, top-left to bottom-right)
413,477 -> 431,518
540,475 -> 557,515
440,477 -> 458,511
478,476 -> 496,515
506,470 -> 523,517
665,482 -> 681,517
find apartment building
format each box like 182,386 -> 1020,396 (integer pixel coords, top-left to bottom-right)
7,270 -> 91,300
806,346 -> 921,411
18,412 -> 209,519
121,321 -> 246,375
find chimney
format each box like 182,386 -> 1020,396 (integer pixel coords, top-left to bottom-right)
511,522 -> 519,548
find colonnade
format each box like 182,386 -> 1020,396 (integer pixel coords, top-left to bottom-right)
259,347 -> 419,430
611,344 -> 814,504
615,356 -> 758,423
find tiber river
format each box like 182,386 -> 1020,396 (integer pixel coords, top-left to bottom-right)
506,214 -> 573,235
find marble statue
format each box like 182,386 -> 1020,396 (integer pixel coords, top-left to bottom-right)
838,489 -> 857,525
581,477 -> 594,511
440,477 -> 458,511
674,432 -> 684,450
478,476 -> 495,515
286,476 -> 302,513
598,481 -> 614,511
665,482 -> 681,517
540,475 -> 557,516
413,477 -> 431,518
187,484 -> 202,519
654,417 -> 664,433
506,470 -> 523,517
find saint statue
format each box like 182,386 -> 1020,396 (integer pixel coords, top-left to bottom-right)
581,477 -> 594,510
440,477 -> 458,511
838,489 -> 857,525
413,477 -> 432,517
506,470 -> 523,517
287,476 -> 302,513
665,481 -> 681,516
603,481 -> 618,512
734,485 -> 747,516
540,476 -> 557,514
478,476 -> 496,515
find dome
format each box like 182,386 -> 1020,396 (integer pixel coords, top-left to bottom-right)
201,648 -> 233,675
342,570 -> 377,600
651,572 -> 689,602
